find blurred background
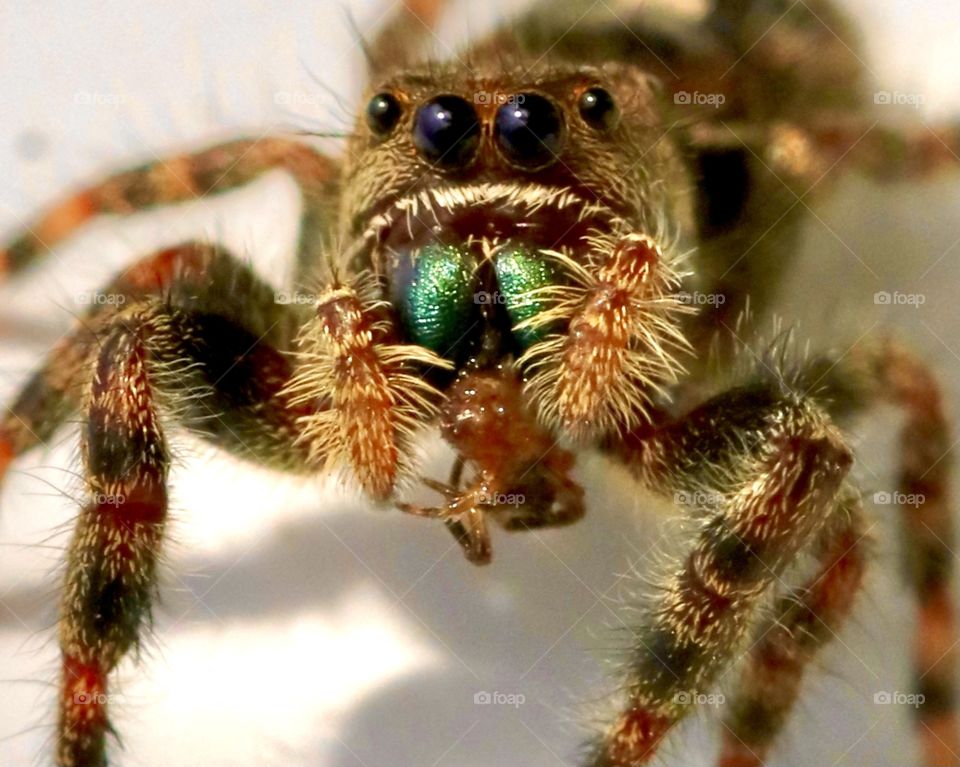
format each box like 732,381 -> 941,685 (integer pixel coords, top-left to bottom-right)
0,1 -> 958,765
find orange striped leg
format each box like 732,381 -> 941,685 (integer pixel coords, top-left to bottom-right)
718,493 -> 867,766
0,137 -> 337,279
0,326 -> 98,487
883,344 -> 959,765
594,385 -> 853,765
0,242 -> 289,488
57,315 -> 170,767
808,337 -> 958,764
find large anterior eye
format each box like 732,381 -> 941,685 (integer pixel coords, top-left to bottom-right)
412,95 -> 480,167
391,243 -> 477,357
494,93 -> 563,168
494,245 -> 558,348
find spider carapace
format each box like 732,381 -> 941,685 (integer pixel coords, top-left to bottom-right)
1,1 -> 958,765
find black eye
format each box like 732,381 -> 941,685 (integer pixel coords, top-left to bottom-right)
578,87 -> 618,130
494,93 -> 563,168
366,92 -> 402,136
412,95 -> 480,168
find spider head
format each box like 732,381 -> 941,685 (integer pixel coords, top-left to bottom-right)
340,61 -> 691,394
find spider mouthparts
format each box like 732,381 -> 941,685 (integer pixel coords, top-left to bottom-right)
364,182 -> 621,271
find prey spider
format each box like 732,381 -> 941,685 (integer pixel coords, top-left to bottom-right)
1,0 -> 958,765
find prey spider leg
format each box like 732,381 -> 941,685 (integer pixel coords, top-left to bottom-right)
399,366 -> 586,564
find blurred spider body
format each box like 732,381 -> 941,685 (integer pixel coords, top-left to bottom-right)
0,1 -> 958,765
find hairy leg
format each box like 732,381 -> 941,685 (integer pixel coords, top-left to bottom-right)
0,137 -> 338,280
591,382 -> 853,765
3,258 -> 444,764
0,242 -> 303,484
54,293 -> 330,766
809,338 -> 959,765
1,241 -> 447,492
718,490 -> 868,766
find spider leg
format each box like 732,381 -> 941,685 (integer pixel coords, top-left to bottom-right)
54,292 -> 321,767
718,489 -> 867,767
0,137 -> 338,280
2,241 -> 448,498
807,338 -> 959,765
591,382 -> 853,765
57,302 -> 171,767
688,117 -> 960,189
0,242 -> 444,766
399,480 -> 493,564
0,242 -> 306,487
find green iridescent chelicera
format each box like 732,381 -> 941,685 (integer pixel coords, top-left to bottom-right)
494,245 -> 558,348
398,242 -> 476,356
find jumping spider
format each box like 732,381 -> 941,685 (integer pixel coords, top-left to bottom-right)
1,1 -> 958,765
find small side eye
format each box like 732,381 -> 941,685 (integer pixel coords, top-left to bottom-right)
578,87 -> 618,130
366,92 -> 402,136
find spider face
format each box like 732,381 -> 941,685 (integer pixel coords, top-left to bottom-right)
342,63 -> 686,368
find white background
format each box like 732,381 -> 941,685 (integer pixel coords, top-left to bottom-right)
0,1 -> 959,766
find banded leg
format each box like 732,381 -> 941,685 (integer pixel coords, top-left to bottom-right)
0,137 -> 338,280
810,339 -> 959,765
0,242 -> 300,488
592,383 -> 853,765
718,491 -> 868,766
58,311 -> 171,767
56,293 -> 324,766
0,329 -> 95,481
